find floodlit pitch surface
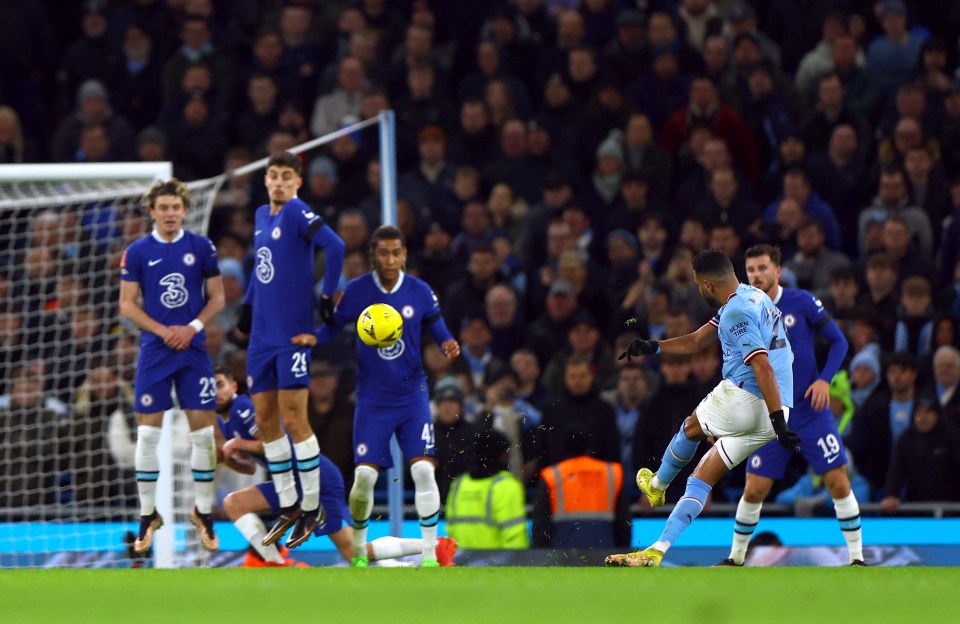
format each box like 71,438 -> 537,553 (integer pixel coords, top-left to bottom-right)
2,567 -> 956,623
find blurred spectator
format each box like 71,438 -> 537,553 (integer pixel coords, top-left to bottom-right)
446,429 -> 528,549
107,24 -> 162,133
444,244 -> 503,334
0,106 -> 39,164
482,369 -> 542,481
485,284 -> 525,362
867,1 -> 924,97
233,73 -> 279,153
0,362 -> 63,508
67,362 -> 137,506
603,364 -> 650,488
532,427 -> 626,548
794,11 -> 858,97
880,217 -> 936,286
310,56 -> 366,138
510,347 -> 546,411
726,1 -> 781,67
161,16 -> 233,117
928,345 -> 960,428
881,397 -> 960,512
802,73 -> 872,159
52,80 -> 135,162
764,167 -> 841,251
860,253 -> 900,350
903,145 -> 950,240
785,221 -> 850,299
398,125 -> 456,226
167,93 -> 227,180
59,1 -> 116,113
849,352 -> 919,496
541,311 -> 613,398
306,360 -> 354,489
894,276 -> 935,358
858,168 -> 934,258
539,354 -> 618,465
447,99 -> 498,171
458,315 -> 508,398
431,378 -> 480,500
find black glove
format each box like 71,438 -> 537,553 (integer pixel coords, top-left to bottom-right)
236,303 -> 252,335
769,409 -> 801,452
618,338 -> 659,362
319,295 -> 336,327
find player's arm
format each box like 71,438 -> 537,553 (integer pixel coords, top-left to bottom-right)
119,280 -> 172,343
236,279 -> 255,336
807,316 -> 849,411
168,274 -> 226,351
426,309 -> 460,358
619,321 -> 718,361
750,353 -> 800,452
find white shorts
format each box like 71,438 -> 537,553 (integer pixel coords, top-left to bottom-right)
695,379 -> 790,470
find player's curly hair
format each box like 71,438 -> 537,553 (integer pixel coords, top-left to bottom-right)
142,178 -> 191,211
369,225 -> 406,252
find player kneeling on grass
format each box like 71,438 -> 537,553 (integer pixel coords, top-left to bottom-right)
214,369 -> 456,567
298,226 -> 461,567
605,249 -> 799,568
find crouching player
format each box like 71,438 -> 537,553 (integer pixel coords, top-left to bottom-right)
214,369 -> 456,566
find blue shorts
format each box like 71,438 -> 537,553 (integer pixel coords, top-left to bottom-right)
255,454 -> 350,537
134,344 -> 215,412
746,407 -> 849,479
353,392 -> 434,468
246,345 -> 311,395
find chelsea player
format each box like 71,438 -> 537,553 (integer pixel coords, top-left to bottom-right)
606,249 -> 799,567
213,369 -> 457,567
715,245 -> 863,566
301,225 -> 461,567
119,179 -> 225,553
238,151 -> 345,549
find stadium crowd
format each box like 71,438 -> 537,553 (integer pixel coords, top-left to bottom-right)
2,0 -> 960,546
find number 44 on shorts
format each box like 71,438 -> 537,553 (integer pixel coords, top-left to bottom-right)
421,423 -> 435,452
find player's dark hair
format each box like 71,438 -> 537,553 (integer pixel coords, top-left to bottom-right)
745,244 -> 782,267
267,151 -> 302,176
142,178 -> 191,211
214,366 -> 234,381
369,225 -> 406,252
692,249 -> 735,279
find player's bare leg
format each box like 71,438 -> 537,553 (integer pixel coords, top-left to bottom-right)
278,387 -> 324,548
133,411 -> 164,553
224,487 -> 291,566
410,456 -> 441,567
348,463 -> 379,567
254,390 -> 300,545
185,409 -> 219,551
823,465 -> 864,565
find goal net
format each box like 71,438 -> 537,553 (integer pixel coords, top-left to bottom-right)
0,112 -> 398,568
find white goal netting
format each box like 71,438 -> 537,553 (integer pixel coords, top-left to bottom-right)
0,163 -> 223,568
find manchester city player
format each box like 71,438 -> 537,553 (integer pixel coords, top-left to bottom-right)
119,179 -> 225,554
238,151 -> 346,548
300,225 -> 460,567
715,245 -> 863,566
213,370 -> 457,567
605,249 -> 800,567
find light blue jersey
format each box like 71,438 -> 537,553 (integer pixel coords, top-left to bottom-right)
709,284 -> 793,408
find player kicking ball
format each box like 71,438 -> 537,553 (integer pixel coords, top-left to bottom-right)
605,249 -> 800,567
298,226 -> 461,567
713,246 -> 864,567
119,179 -> 225,553
214,370 -> 457,567
237,152 -> 345,549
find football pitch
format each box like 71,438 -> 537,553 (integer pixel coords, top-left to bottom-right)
2,567 -> 956,623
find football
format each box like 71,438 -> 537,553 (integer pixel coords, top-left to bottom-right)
356,303 -> 404,349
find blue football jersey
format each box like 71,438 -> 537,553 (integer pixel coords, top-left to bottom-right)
216,394 -> 267,469
331,271 -> 447,403
771,287 -> 830,407
710,284 -> 794,408
121,229 -> 219,351
247,198 -> 336,349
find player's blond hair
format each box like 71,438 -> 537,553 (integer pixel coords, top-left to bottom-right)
142,178 -> 191,212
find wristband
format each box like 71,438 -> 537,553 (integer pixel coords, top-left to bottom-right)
188,319 -> 205,333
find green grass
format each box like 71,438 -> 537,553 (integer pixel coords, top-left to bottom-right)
1,567 -> 956,623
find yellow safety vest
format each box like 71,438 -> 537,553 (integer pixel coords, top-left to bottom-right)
445,470 -> 529,549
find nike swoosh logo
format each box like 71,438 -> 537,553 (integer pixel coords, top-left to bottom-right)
201,398 -> 214,404
238,409 -> 251,418
255,230 -> 262,235
294,372 -> 307,378
148,259 -> 162,266
826,455 -> 840,464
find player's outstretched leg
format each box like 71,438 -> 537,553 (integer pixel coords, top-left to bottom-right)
235,512 -> 286,565
367,536 -> 457,566
188,425 -> 219,550
639,424 -> 701,507
605,476 -> 712,568
261,436 -> 300,546
411,460 -> 441,567
134,424 -> 163,553
349,465 -> 379,567
725,495 -> 763,566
